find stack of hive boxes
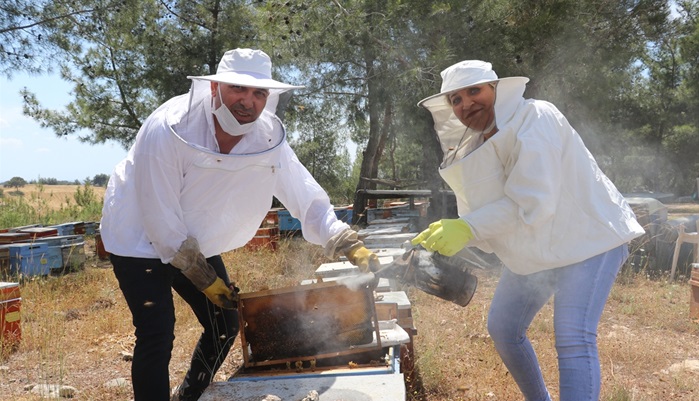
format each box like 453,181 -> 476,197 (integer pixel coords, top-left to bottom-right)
0,222 -> 96,278
0,282 -> 21,350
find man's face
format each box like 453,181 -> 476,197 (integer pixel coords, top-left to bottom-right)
448,83 -> 496,131
212,82 -> 269,124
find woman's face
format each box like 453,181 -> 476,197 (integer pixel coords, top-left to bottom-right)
448,83 -> 496,131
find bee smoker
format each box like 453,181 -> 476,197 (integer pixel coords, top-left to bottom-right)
374,246 -> 478,307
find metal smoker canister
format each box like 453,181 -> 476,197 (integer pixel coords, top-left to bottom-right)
406,250 -> 478,307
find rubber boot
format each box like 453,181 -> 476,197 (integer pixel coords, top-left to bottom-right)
170,373 -> 206,401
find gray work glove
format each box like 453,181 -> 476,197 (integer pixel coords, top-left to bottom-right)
171,237 -> 238,309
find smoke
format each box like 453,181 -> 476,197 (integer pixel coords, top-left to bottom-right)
526,27 -> 692,195
240,283 -> 375,362
336,272 -> 375,291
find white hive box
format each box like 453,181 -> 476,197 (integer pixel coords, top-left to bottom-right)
362,233 -> 416,248
315,256 -> 393,279
301,276 -> 393,293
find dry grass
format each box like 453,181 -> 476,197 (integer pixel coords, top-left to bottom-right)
667,203 -> 699,214
0,238 -> 330,400
409,268 -> 699,401
1,238 -> 697,400
3,185 -> 107,212
0,200 -> 697,400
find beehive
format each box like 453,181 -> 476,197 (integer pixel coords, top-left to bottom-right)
237,281 -> 379,367
0,282 -> 21,348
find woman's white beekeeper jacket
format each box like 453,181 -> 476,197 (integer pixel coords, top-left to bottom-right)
425,79 -> 644,275
100,92 -> 348,263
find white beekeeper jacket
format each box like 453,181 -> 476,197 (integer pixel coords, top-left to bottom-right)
100,92 -> 349,263
430,79 -> 644,275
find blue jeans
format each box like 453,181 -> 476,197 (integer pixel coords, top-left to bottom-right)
111,254 -> 239,401
487,245 -> 628,401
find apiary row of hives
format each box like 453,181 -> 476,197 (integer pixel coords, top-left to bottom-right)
200,216 -> 418,401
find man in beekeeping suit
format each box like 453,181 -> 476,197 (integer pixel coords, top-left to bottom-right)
100,48 -> 379,401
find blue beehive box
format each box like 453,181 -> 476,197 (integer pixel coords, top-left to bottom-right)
278,210 -> 302,232
0,245 -> 11,276
8,243 -> 60,277
334,208 -> 353,224
84,222 -> 97,236
57,235 -> 85,271
65,221 -> 86,235
49,223 -> 75,236
29,235 -> 86,272
278,209 -> 352,232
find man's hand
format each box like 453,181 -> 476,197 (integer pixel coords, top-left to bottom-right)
202,278 -> 239,309
324,229 -> 380,290
411,218 -> 474,256
325,229 -> 380,273
171,237 -> 238,309
346,245 -> 381,273
345,246 -> 380,290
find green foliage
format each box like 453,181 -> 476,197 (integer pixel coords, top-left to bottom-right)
73,184 -> 96,207
286,95 -> 356,204
91,173 -> 110,187
0,0 -> 98,77
19,0 -> 257,149
5,176 -> 27,190
256,0 -> 447,202
37,177 -> 59,185
0,196 -> 39,229
664,124 -> 699,194
3,0 -> 698,198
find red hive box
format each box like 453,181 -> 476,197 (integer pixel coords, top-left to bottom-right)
0,282 -> 21,348
245,227 -> 280,251
17,227 -> 58,240
95,231 -> 110,261
0,232 -> 31,244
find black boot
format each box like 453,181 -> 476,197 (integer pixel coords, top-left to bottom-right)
170,373 -> 206,401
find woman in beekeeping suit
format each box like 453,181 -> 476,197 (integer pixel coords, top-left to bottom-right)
411,60 -> 644,401
101,48 -> 379,401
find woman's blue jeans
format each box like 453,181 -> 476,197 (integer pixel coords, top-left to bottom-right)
487,245 -> 628,401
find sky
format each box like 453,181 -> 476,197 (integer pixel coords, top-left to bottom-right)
0,73 -> 128,183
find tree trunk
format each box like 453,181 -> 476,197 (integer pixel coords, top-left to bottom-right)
352,36 -> 391,225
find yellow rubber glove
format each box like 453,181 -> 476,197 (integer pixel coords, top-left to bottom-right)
346,245 -> 381,273
202,277 -> 239,310
171,237 -> 238,309
411,218 -> 474,256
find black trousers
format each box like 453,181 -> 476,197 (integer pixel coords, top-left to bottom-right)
111,254 -> 239,401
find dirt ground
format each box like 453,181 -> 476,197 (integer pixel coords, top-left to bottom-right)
2,240 -> 697,401
0,186 -> 697,400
